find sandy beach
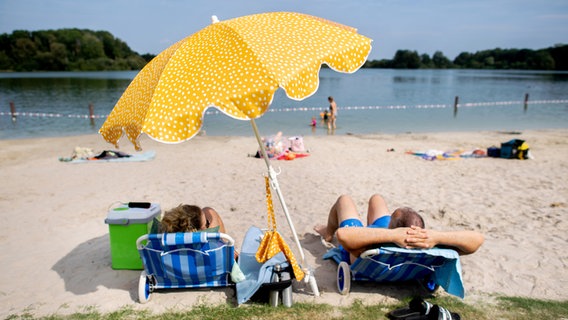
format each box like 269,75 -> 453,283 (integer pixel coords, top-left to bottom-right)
1,129 -> 567,317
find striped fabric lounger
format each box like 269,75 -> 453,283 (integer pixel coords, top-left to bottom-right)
136,232 -> 235,303
324,246 -> 465,298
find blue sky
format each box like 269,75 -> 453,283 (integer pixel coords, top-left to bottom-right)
0,0 -> 566,60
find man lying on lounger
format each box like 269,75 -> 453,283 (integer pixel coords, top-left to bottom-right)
314,194 -> 484,264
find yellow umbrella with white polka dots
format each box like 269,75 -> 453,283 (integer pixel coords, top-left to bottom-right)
99,12 -> 371,149
99,11 -> 372,296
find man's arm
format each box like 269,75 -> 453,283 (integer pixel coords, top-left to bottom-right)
405,227 -> 484,255
336,226 -> 484,257
336,227 -> 409,257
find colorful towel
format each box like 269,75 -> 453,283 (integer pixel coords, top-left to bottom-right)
407,149 -> 486,161
60,150 -> 155,163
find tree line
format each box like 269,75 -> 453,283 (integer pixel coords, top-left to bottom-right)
365,44 -> 568,70
0,28 -> 566,71
0,28 -> 154,71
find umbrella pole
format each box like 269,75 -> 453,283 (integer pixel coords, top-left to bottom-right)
250,119 -> 320,297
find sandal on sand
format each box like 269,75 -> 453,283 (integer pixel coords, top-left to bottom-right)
387,297 -> 433,319
427,305 -> 461,320
319,235 -> 336,249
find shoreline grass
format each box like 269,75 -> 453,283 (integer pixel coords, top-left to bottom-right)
6,296 -> 568,320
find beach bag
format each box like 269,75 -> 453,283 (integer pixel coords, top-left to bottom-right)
288,136 -> 305,152
500,139 -> 530,160
487,146 -> 501,158
255,176 -> 305,281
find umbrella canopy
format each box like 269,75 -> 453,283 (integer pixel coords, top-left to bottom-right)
99,12 -> 372,150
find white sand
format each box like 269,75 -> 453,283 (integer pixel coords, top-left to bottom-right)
1,129 -> 567,317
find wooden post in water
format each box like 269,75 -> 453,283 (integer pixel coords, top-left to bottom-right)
524,93 -> 529,113
88,103 -> 95,126
10,101 -> 16,122
453,96 -> 459,118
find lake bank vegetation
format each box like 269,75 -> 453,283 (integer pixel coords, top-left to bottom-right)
365,44 -> 568,70
0,29 -> 152,71
1,28 -> 566,71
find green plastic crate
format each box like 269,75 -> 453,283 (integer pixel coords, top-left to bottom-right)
105,203 -> 161,269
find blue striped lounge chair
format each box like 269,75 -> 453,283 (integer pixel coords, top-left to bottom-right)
136,232 -> 235,303
324,246 -> 465,298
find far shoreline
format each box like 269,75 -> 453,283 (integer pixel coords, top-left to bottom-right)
1,126 -> 566,144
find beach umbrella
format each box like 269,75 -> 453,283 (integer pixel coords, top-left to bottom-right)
99,11 -> 372,296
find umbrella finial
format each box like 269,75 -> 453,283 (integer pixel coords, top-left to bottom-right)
211,15 -> 219,24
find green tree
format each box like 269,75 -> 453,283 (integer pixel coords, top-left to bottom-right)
432,51 -> 452,68
529,50 -> 555,70
79,33 -> 105,59
453,52 -> 472,68
392,50 -> 421,69
420,53 -> 432,68
484,56 -> 495,68
13,37 -> 38,70
140,53 -> 156,63
550,44 -> 568,70
55,29 -> 84,60
0,51 -> 11,70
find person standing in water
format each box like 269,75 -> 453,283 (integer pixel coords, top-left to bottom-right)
328,96 -> 337,130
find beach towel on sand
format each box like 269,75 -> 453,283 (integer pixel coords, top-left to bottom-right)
236,226 -> 289,304
406,149 -> 486,161
59,149 -> 155,163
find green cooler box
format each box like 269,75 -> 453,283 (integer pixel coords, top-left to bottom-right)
105,202 -> 161,269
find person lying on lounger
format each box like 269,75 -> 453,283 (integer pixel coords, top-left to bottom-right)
159,204 -> 227,233
159,204 -> 240,259
314,194 -> 484,264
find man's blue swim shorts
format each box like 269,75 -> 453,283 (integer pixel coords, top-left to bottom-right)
338,215 -> 391,263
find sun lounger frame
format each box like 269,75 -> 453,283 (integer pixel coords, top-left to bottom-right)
335,246 -> 463,297
136,232 -> 235,303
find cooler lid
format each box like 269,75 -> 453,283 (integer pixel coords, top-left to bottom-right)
105,203 -> 161,225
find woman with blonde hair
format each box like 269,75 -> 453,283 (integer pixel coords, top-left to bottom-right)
159,204 -> 226,233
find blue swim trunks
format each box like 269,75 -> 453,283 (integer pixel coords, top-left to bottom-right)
338,216 -> 391,263
339,216 -> 391,228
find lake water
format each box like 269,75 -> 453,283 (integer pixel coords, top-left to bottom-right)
1,69 -> 567,140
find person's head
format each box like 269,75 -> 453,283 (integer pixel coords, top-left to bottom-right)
328,96 -> 334,102
388,207 -> 425,229
159,204 -> 204,233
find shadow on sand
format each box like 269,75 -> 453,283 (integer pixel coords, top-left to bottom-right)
51,234 -> 141,301
52,234 -> 236,304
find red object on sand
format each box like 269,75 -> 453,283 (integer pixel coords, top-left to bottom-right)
276,151 -> 310,160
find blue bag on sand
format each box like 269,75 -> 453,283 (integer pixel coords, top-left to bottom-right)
487,146 -> 501,158
500,139 -> 529,159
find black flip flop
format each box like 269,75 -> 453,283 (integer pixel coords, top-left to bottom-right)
387,297 -> 433,319
427,305 -> 461,320
387,307 -> 420,319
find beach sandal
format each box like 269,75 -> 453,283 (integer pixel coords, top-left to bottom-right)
387,297 -> 433,319
319,236 -> 336,249
427,305 -> 461,320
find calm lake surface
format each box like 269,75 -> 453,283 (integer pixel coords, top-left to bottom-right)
1,69 -> 567,140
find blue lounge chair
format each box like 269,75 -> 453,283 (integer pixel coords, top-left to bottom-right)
136,232 -> 235,303
324,245 -> 465,298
